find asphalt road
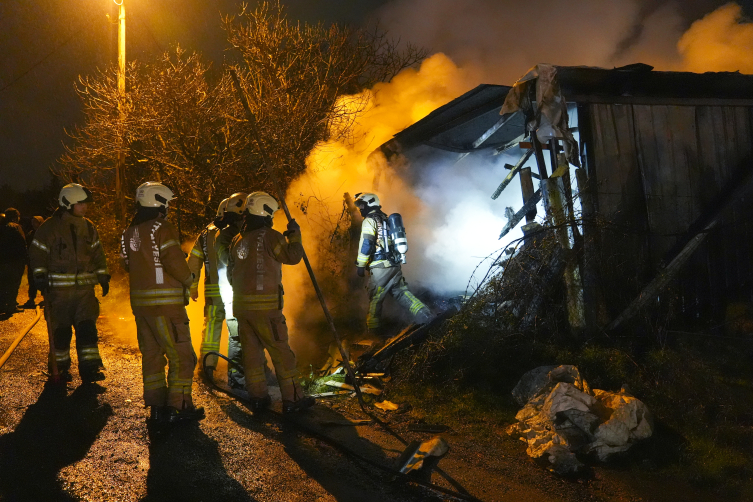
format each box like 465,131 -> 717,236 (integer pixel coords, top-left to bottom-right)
0,304 -> 726,502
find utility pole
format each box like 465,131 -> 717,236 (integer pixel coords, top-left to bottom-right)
115,0 -> 126,226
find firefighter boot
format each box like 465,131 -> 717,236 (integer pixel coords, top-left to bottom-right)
148,405 -> 169,423
81,364 -> 106,384
248,395 -> 271,413
165,404 -> 206,423
282,396 -> 316,414
51,369 -> 73,383
202,365 -> 216,384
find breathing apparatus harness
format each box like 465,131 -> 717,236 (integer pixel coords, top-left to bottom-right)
369,210 -> 408,266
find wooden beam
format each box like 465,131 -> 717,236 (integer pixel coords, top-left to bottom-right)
531,133 -> 549,180
518,141 -> 563,151
499,189 -> 542,240
491,149 -> 534,200
566,95 -> 753,107
472,114 -> 517,148
520,167 -> 537,223
505,163 -> 540,179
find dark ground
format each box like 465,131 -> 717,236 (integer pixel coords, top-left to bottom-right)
0,290 -> 729,502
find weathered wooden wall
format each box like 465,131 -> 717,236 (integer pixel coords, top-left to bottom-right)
582,103 -> 753,321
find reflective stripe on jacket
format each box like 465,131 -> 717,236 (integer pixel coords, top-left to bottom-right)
120,216 -> 192,316
228,226 -> 303,312
356,213 -> 392,269
28,208 -> 109,290
187,224 -> 222,301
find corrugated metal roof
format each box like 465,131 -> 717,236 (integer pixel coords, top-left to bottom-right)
381,84 -> 518,156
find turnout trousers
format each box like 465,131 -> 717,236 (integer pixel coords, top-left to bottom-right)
236,309 -> 301,402
44,287 -> 103,374
366,266 -> 432,333
200,302 -> 243,388
135,311 -> 196,409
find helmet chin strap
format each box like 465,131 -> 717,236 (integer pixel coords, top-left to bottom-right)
359,205 -> 379,217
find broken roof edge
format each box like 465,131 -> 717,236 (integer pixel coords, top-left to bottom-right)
551,63 -> 753,101
380,63 -> 753,160
386,84 -> 512,152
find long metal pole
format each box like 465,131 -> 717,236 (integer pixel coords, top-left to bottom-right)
229,69 -> 367,407
116,0 -> 126,227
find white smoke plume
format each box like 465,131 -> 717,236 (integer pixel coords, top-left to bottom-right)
279,1 -> 753,353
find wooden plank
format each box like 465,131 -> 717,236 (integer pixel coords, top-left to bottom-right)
569,95 -> 753,107
590,103 -> 649,312
667,106 -> 698,230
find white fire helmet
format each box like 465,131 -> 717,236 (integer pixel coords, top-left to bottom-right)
216,198 -> 229,217
225,192 -> 248,215
59,183 -> 93,209
136,182 -> 174,209
244,192 -> 279,217
354,192 -> 380,210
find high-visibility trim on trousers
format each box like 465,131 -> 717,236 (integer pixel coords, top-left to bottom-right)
201,304 -> 224,368
135,313 -> 196,408
237,310 -> 301,402
366,266 -> 431,330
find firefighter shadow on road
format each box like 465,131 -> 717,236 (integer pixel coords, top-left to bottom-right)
142,421 -> 256,502
0,382 -> 113,501
224,401 -> 428,502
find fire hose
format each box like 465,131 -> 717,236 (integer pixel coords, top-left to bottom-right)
0,307 -> 42,370
226,71 -> 483,500
202,352 -> 482,502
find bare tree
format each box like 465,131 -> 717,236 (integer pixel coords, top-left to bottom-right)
57,2 -> 425,271
58,48 -> 258,232
224,1 -> 426,185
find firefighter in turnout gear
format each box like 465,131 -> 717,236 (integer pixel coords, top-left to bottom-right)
227,192 -> 314,413
28,184 -> 109,383
188,192 -> 247,389
354,192 -> 432,337
120,182 -> 204,423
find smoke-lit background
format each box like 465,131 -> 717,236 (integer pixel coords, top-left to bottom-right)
4,0 -> 753,361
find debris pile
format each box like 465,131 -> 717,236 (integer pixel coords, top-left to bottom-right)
507,365 -> 653,475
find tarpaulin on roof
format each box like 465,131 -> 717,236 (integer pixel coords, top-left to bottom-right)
500,64 -> 580,166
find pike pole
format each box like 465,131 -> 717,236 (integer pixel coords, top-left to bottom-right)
229,69 -> 367,408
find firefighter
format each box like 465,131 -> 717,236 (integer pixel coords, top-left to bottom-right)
28,185 -> 109,383
0,208 -> 27,317
227,192 -> 314,413
188,192 -> 246,390
215,192 -> 248,389
23,216 -> 45,308
120,182 -> 203,423
354,192 -> 432,337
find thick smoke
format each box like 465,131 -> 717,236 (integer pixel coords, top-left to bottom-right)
277,1 -> 753,358
376,0 -> 683,84
678,3 -> 753,73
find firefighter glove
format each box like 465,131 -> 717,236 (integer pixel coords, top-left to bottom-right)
283,219 -> 301,237
356,266 -> 365,277
34,273 -> 48,295
98,274 -> 110,297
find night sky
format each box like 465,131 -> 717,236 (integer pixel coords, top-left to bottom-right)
1,0 -> 750,192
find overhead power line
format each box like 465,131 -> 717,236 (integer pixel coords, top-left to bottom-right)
0,30 -> 79,94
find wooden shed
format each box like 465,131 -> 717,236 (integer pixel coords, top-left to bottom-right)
380,64 -> 753,328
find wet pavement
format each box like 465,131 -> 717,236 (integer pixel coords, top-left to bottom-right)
0,305 -> 727,502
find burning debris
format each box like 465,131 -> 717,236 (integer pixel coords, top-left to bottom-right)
508,365 -> 653,475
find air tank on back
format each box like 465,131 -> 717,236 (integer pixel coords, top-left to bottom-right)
388,213 -> 408,264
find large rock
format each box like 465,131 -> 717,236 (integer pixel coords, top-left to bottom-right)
508,365 -> 653,474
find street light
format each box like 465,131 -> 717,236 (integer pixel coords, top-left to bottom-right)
114,0 -> 126,227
